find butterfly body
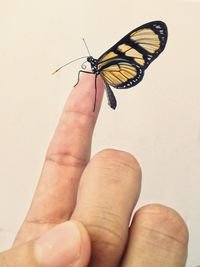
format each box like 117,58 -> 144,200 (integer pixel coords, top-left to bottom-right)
87,56 -> 100,74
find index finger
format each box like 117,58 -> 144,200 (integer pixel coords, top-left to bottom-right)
14,73 -> 104,245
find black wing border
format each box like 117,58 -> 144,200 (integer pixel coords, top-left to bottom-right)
98,20 -> 168,69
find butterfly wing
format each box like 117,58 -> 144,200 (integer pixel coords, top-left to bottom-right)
100,60 -> 144,89
98,21 -> 168,89
100,60 -> 144,108
96,21 -> 167,108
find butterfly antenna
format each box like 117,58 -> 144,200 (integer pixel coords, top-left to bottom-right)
82,38 -> 91,56
52,56 -> 88,75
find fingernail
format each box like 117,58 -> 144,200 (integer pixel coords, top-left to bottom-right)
35,221 -> 82,267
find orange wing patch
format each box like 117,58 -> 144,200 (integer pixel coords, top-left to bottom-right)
101,63 -> 137,86
117,44 -> 145,66
99,51 -> 118,63
130,28 -> 160,53
98,51 -> 118,69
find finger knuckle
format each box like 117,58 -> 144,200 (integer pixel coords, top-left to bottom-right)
85,215 -> 125,254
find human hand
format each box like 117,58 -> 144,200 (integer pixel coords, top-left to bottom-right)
0,74 -> 188,267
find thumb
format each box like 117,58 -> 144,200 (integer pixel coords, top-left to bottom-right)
0,220 -> 91,267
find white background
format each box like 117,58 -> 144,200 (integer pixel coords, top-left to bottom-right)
0,1 -> 200,266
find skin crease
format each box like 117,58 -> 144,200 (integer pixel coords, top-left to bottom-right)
0,74 -> 189,267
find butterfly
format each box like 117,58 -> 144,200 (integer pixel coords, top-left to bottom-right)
53,21 -> 168,111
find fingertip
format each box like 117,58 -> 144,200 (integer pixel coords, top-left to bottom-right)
70,220 -> 92,267
123,204 -> 188,267
133,204 -> 189,244
78,72 -> 105,90
92,148 -> 142,182
35,220 -> 91,267
66,73 -> 104,114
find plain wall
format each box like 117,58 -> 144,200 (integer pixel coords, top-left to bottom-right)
0,1 -> 200,266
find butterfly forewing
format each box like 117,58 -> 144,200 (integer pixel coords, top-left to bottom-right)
97,21 -> 168,90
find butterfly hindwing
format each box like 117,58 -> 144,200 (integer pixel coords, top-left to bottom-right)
100,60 -> 144,89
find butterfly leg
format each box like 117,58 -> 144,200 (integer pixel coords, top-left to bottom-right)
92,74 -> 98,112
74,70 -> 94,87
